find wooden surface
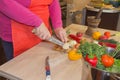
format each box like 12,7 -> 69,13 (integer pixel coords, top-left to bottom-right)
0,42 -> 83,80
0,24 -> 119,80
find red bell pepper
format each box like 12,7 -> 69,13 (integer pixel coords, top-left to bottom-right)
69,34 -> 81,43
85,54 -> 98,67
98,42 -> 117,48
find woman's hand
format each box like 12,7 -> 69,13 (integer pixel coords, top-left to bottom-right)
34,23 -> 51,40
54,27 -> 68,43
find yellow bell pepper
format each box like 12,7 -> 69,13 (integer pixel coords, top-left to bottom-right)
92,31 -> 101,40
68,49 -> 82,61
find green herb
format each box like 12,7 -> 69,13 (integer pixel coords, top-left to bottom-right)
96,61 -> 105,70
112,43 -> 120,57
78,42 -> 106,57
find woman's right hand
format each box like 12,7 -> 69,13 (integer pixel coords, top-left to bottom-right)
34,23 -> 51,40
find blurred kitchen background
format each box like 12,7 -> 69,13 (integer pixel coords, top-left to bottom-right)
60,0 -> 120,31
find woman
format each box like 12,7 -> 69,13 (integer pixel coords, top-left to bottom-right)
0,0 -> 67,60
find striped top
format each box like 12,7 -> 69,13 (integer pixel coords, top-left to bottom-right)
0,0 -> 62,42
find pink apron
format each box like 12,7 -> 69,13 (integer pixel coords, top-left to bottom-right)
11,0 -> 52,57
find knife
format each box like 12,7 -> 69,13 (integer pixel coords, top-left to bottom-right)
45,56 -> 51,80
48,36 -> 64,47
32,28 -> 64,47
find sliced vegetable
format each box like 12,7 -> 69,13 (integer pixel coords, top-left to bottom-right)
101,54 -> 114,67
68,40 -> 77,47
62,43 -> 70,49
62,40 -> 77,49
85,54 -> 98,67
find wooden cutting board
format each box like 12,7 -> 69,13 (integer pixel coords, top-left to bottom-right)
0,42 -> 84,80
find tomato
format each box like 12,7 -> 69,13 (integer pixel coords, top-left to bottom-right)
68,49 -> 82,61
101,54 -> 114,67
104,31 -> 111,38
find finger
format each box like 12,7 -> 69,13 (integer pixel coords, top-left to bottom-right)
39,33 -> 44,39
63,31 -> 68,42
63,34 -> 68,43
59,32 -> 64,42
41,32 -> 51,40
36,28 -> 40,35
46,34 -> 51,40
60,30 -> 67,42
42,35 -> 47,40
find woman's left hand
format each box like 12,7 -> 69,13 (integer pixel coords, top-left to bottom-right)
54,27 -> 68,43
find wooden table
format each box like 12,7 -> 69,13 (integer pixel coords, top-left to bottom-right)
0,24 -> 119,80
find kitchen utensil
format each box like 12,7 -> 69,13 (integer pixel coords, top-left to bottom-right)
48,36 -> 64,47
45,56 -> 51,80
32,29 -> 64,46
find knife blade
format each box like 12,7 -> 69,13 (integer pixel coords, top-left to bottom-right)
32,29 -> 64,47
45,56 -> 51,80
48,36 -> 64,47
